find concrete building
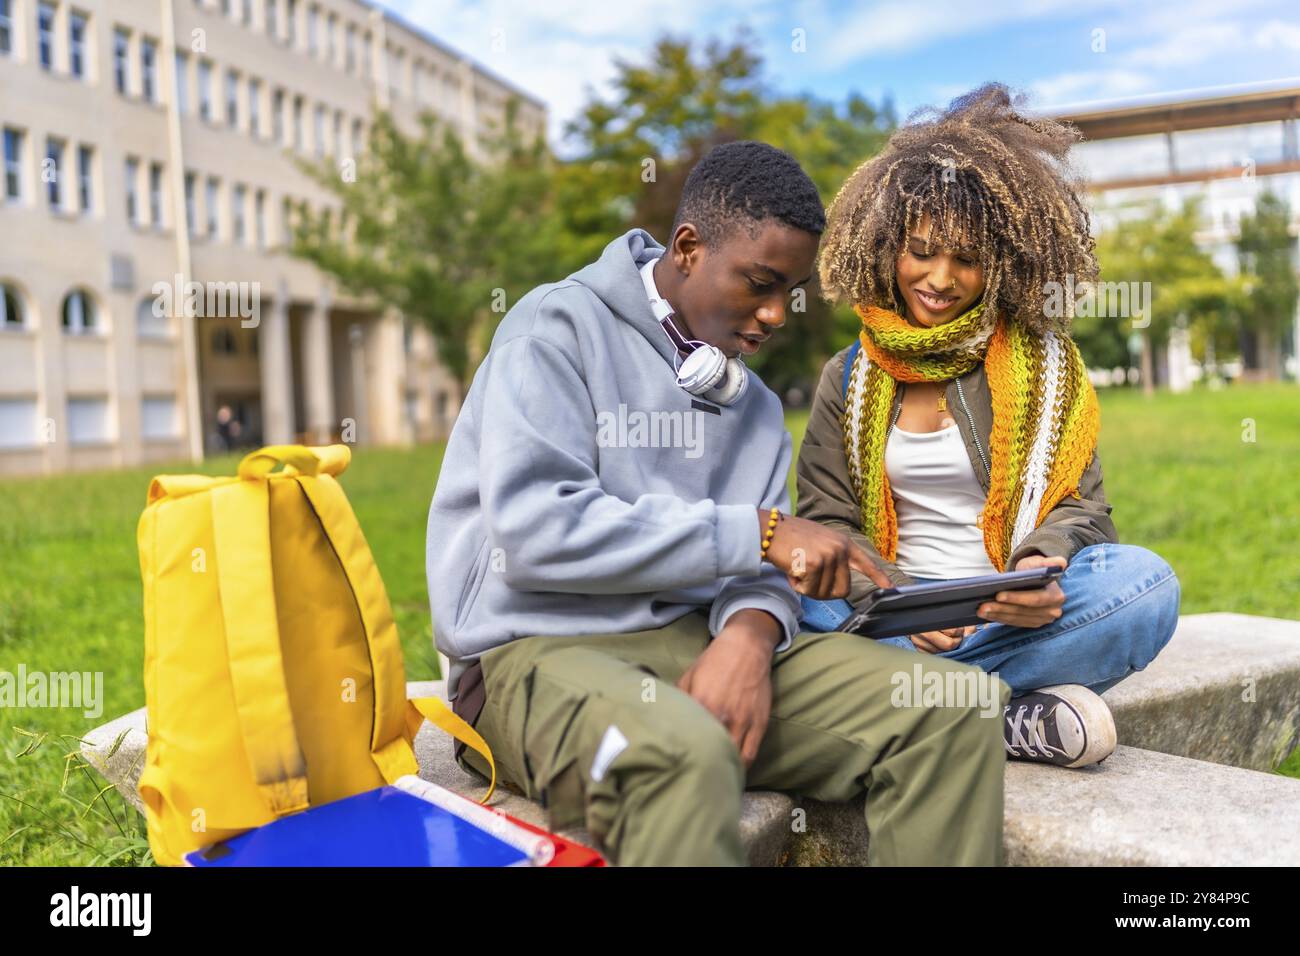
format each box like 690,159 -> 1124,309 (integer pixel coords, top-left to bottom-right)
0,0 -> 546,474
1052,81 -> 1300,385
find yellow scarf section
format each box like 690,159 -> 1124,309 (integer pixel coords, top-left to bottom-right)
842,303 -> 1100,572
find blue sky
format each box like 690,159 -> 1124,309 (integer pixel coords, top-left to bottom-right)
380,0 -> 1300,146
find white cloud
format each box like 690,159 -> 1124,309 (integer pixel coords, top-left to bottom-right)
1030,68 -> 1154,106
818,0 -> 1126,67
1255,20 -> 1300,51
1124,22 -> 1249,68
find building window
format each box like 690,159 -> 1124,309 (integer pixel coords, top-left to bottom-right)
137,297 -> 169,338
292,95 -> 303,150
307,4 -> 317,55
142,396 -> 179,440
280,195 -> 291,245
67,397 -> 111,445
362,30 -> 370,75
114,28 -> 129,93
184,171 -> 196,234
62,289 -> 97,334
141,38 -> 158,101
3,127 -> 21,200
38,2 -> 54,70
149,161 -> 163,226
1,282 -> 24,328
198,60 -> 212,120
389,48 -> 404,96
45,138 -> 63,210
326,12 -> 336,61
76,144 -> 92,214
248,78 -> 261,137
265,0 -> 277,39
205,176 -> 219,237
286,0 -> 297,46
0,398 -> 39,448
225,69 -> 239,127
232,183 -> 245,242
69,11 -> 88,78
313,104 -> 325,157
238,0 -> 251,26
124,156 -> 138,223
271,88 -> 284,143
175,52 -> 189,114
332,111 -> 342,157
345,24 -> 355,72
254,188 -> 266,247
0,0 -> 13,57
351,119 -> 362,158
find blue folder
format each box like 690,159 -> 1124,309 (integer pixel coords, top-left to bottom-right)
184,784 -> 532,867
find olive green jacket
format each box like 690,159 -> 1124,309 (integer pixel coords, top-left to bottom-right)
795,344 -> 1119,606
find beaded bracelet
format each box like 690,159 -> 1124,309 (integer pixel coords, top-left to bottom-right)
760,506 -> 782,562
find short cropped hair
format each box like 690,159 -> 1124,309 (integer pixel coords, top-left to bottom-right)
671,140 -> 826,246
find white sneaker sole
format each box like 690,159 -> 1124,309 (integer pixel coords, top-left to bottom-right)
1036,683 -> 1117,768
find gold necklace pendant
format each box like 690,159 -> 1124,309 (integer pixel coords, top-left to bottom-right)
937,388 -> 947,413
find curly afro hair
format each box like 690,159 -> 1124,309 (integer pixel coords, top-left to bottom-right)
672,140 -> 826,246
818,83 -> 1097,334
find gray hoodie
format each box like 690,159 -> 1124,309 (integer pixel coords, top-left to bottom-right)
426,228 -> 800,699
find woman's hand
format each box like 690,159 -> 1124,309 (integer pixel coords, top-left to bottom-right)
760,510 -> 894,599
908,625 -> 978,654
976,554 -> 1068,628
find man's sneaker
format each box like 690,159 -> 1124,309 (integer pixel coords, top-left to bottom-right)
1002,684 -> 1116,768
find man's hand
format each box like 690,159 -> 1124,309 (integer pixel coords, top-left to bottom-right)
976,553 -> 1068,628
676,608 -> 777,768
760,510 -> 894,599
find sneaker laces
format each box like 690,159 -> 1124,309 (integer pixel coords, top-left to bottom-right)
1004,703 -> 1066,759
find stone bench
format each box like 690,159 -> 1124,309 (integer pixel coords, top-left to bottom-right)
81,612 -> 1300,865
1100,612 -> 1300,772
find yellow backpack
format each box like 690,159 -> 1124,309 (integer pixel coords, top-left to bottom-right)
136,444 -> 495,866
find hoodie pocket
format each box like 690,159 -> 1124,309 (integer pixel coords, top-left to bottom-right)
453,539 -> 492,632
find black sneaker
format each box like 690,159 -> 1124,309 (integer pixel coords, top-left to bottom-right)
1002,684 -> 1116,768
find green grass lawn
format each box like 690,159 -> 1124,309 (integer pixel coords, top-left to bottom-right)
2,381 -> 1298,864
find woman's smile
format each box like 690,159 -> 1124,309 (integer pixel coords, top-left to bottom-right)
912,287 -> 962,315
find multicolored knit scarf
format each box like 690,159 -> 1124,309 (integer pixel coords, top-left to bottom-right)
842,302 -> 1100,572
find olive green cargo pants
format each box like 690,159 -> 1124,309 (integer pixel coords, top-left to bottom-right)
455,611 -> 1010,866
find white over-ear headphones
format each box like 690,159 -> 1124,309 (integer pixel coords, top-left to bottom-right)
639,257 -> 749,406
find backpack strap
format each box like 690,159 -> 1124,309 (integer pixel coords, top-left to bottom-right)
842,339 -> 862,399
293,470 -> 498,803
210,478 -> 310,819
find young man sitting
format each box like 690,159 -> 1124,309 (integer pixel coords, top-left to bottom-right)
426,141 -> 1010,866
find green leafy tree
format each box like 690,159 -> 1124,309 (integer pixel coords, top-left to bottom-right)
293,104 -> 560,397
1236,191 -> 1298,381
1091,199 -> 1243,393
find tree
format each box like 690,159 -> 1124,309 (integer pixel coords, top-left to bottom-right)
292,103 -> 560,398
1091,199 -> 1243,394
1235,191 -> 1298,382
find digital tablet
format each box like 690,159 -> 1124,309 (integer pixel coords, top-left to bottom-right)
836,565 -> 1065,639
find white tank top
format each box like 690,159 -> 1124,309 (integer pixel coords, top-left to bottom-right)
884,422 -> 998,580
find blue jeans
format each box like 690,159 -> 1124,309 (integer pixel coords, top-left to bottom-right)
805,543 -> 1181,697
